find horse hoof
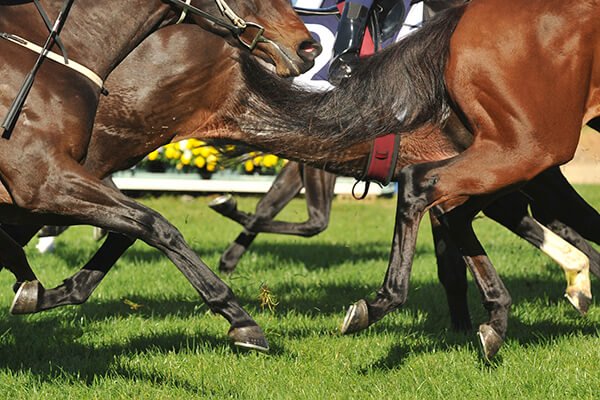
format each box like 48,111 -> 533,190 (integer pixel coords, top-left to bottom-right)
476,324 -> 503,361
219,258 -> 237,274
208,194 -> 237,217
340,299 -> 370,334
228,325 -> 269,352
565,291 -> 592,316
10,280 -> 43,315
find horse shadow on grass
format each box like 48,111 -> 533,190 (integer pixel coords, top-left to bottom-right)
48,237 -> 397,272
359,270 -> 600,370
0,315 -> 228,393
7,241 -> 600,379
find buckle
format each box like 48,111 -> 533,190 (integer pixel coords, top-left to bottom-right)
237,22 -> 265,51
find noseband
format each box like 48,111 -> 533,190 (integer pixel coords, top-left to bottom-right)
167,0 -> 267,51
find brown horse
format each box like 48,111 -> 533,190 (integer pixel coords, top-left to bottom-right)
205,0 -> 600,358
9,2 -> 596,360
0,0 -> 320,351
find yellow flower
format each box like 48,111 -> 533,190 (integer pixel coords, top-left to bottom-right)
175,162 -> 183,171
206,162 -> 216,172
206,154 -> 218,164
253,155 -> 263,166
147,150 -> 160,161
244,160 -> 254,173
194,156 -> 206,168
165,147 -> 181,160
181,150 -> 192,165
199,147 -> 212,158
262,154 -> 278,168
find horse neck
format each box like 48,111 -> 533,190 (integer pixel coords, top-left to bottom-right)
0,0 -> 174,79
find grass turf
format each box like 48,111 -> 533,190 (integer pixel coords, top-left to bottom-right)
0,187 -> 598,399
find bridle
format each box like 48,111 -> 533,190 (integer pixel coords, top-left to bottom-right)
0,0 -> 269,138
167,0 -> 267,51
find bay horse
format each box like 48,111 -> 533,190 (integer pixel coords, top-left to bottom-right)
8,1 -> 596,359
0,0 -> 320,351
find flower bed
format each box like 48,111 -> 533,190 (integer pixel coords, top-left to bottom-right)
138,139 -> 286,179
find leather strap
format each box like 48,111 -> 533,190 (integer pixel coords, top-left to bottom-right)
0,32 -> 104,90
363,133 -> 400,186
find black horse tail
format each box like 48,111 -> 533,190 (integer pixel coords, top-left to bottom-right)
230,4 -> 467,151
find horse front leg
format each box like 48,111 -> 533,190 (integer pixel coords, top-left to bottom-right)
341,171 -> 426,334
8,161 -> 267,351
212,163 -> 336,272
0,226 -> 39,291
211,161 -> 305,272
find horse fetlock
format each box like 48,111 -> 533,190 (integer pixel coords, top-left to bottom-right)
208,194 -> 237,217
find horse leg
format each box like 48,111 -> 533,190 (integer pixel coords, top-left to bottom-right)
244,167 -> 336,236
341,131 -> 561,357
212,161 -> 304,272
429,210 -> 472,331
0,227 -> 39,284
483,191 -> 592,314
527,167 -> 600,244
213,163 -> 336,272
437,197 -> 511,360
9,163 -> 267,350
11,232 -> 135,314
522,168 -> 600,278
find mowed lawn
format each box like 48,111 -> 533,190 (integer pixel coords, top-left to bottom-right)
0,186 -> 598,399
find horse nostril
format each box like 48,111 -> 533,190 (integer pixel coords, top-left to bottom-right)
297,40 -> 322,62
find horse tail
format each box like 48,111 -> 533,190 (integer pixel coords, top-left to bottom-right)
230,4 -> 467,150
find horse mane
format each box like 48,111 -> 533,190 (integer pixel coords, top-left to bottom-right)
228,4 -> 467,151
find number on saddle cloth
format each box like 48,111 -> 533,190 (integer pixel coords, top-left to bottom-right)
292,0 -> 422,89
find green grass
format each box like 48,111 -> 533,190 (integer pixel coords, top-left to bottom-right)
0,187 -> 598,399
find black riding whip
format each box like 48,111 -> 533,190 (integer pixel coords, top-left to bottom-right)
1,0 -> 75,139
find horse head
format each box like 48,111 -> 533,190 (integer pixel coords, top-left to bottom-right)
185,0 -> 321,77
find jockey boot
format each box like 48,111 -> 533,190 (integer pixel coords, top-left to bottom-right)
328,2 -> 371,85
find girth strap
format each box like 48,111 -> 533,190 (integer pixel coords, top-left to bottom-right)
0,32 -> 105,90
363,133 -> 401,186
352,133 -> 400,200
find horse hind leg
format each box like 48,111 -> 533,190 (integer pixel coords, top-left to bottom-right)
438,196 -> 512,360
483,192 -> 592,314
430,209 -> 472,332
212,163 -> 336,273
